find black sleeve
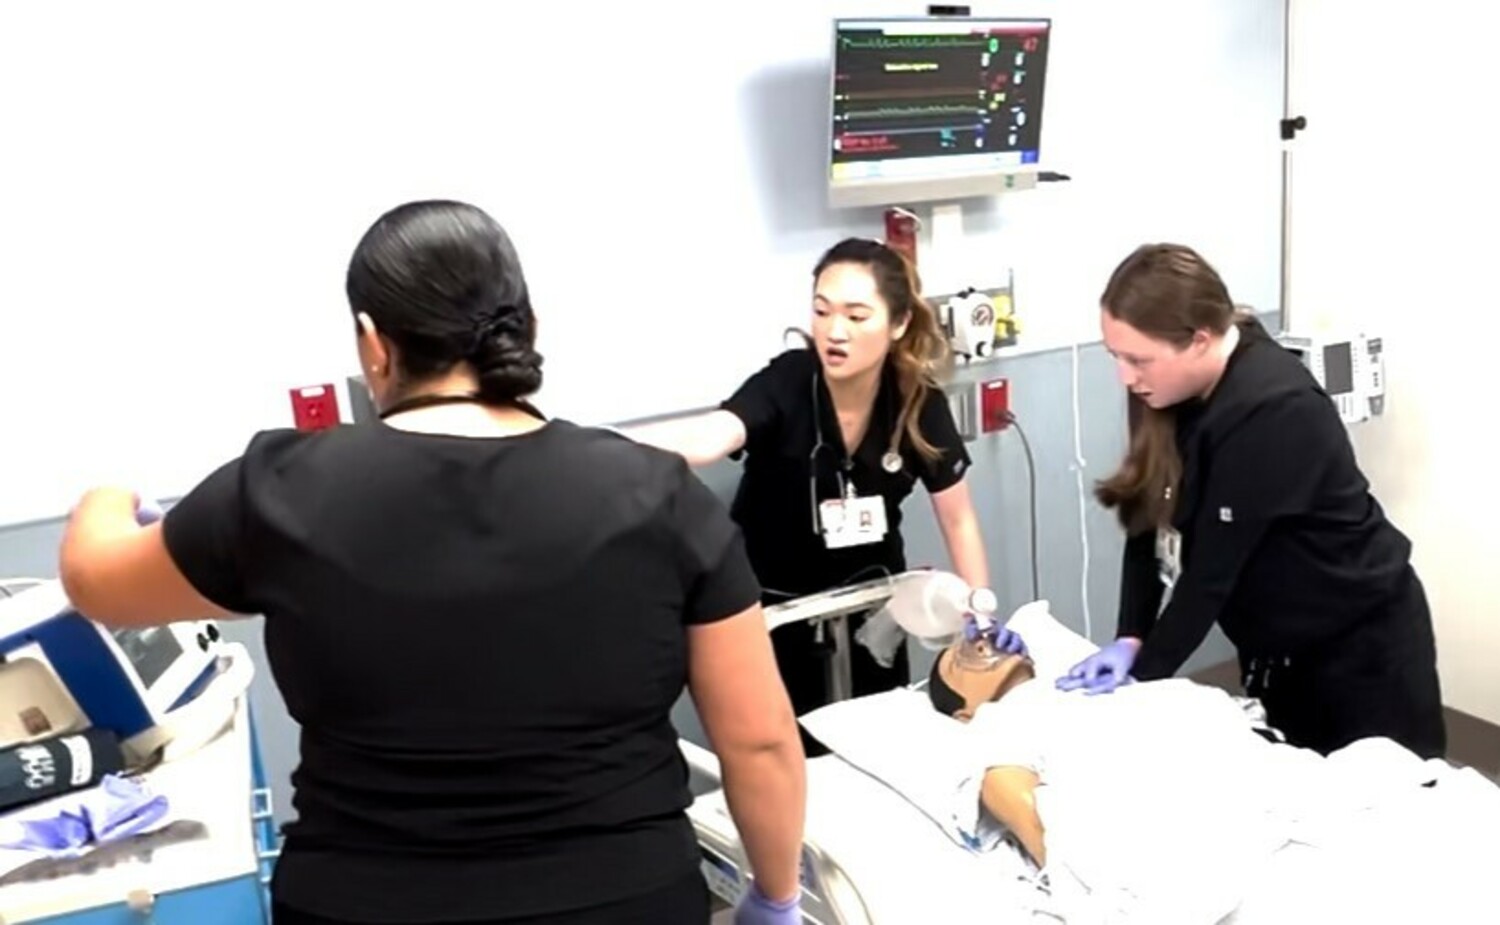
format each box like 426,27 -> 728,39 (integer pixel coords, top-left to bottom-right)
160,455 -> 258,615
1132,391 -> 1344,680
668,462 -> 763,624
914,384 -> 972,493
720,352 -> 797,459
1116,530 -> 1165,640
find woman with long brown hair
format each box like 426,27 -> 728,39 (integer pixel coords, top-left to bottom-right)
628,238 -> 993,752
1059,242 -> 1444,760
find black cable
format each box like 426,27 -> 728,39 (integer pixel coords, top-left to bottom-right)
1004,411 -> 1040,602
760,564 -> 894,602
838,564 -> 895,587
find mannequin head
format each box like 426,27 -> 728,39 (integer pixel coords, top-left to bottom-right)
926,644 -> 1036,721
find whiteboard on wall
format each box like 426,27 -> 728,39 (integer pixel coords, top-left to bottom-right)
0,0 -> 1282,526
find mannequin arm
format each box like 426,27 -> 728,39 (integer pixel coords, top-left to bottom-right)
979,765 -> 1045,866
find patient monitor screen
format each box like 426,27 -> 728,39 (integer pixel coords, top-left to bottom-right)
1322,342 -> 1355,396
830,18 -> 1050,182
111,627 -> 182,688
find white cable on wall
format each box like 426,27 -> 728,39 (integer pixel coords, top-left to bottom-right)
1070,341 -> 1094,641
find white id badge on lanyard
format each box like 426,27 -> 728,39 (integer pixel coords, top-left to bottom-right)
1156,526 -> 1183,588
820,493 -> 888,550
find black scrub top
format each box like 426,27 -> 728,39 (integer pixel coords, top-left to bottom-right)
1119,317 -> 1416,679
161,420 -> 761,922
721,348 -> 972,599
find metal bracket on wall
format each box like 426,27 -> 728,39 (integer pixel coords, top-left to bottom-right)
945,382 -> 979,442
346,375 -> 376,424
928,275 -> 1020,363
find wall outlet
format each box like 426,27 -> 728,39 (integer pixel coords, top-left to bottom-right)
289,384 -> 340,432
980,378 -> 1010,433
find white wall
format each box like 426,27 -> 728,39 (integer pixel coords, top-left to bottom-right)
1288,2 -> 1499,722
0,1 -> 1282,526
0,1 -> 1283,823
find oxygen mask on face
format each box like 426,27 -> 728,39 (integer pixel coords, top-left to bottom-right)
954,634 -> 1004,672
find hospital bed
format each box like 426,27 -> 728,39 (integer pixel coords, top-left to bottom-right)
682,579 -> 1500,924
683,576 -> 1058,923
686,740 -> 1038,924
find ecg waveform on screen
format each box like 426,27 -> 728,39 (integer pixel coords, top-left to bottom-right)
839,35 -> 986,50
838,87 -> 978,101
830,23 -> 1049,167
844,105 -> 979,120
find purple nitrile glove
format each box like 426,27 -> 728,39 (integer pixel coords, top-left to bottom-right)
963,615 -> 1028,657
734,883 -> 802,925
83,774 -> 171,842
1056,638 -> 1141,694
3,812 -> 91,851
135,495 -> 164,526
0,775 -> 169,853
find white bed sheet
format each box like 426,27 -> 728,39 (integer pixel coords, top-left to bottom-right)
788,602 -> 1500,923
770,747 -> 1500,925
1223,757 -> 1500,925
791,755 -> 1040,924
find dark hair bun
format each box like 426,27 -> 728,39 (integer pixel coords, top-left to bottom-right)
472,309 -> 543,403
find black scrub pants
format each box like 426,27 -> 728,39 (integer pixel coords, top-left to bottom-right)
1244,568 -> 1446,760
771,608 -> 910,757
272,869 -> 709,925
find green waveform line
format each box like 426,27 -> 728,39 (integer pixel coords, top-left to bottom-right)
840,35 -> 986,50
845,105 -> 979,119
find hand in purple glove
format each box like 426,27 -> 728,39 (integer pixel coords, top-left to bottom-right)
1056,638 -> 1142,694
734,883 -> 802,925
135,495 -> 164,526
963,616 -> 1028,657
68,488 -> 162,527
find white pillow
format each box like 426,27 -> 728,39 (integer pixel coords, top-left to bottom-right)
1002,600 -> 1100,684
798,686 -> 980,847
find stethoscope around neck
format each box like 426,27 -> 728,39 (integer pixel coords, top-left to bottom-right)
807,369 -> 903,535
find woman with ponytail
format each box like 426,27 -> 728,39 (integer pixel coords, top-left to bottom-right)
60,200 -> 806,925
1062,242 -> 1444,762
628,238 -> 993,751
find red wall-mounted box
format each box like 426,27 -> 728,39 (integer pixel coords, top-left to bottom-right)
290,384 -> 340,432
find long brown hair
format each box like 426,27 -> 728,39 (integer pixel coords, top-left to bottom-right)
812,238 -> 953,461
1094,244 -> 1237,534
